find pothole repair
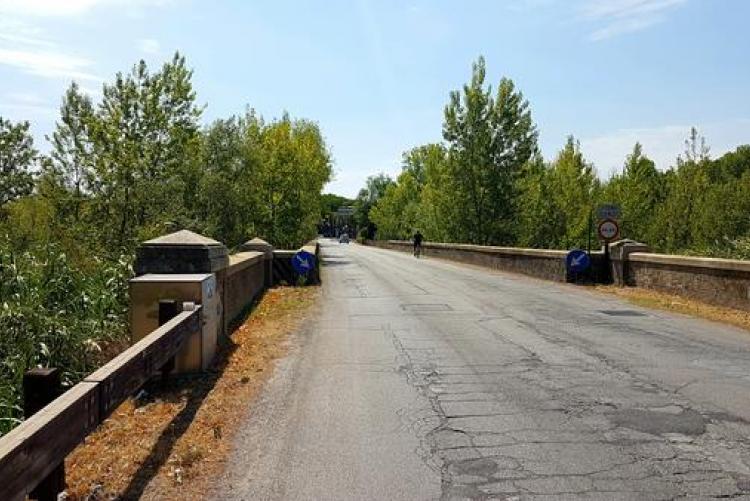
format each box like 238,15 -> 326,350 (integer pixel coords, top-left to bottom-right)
608,407 -> 706,436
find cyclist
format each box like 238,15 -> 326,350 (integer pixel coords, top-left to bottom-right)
413,230 -> 424,258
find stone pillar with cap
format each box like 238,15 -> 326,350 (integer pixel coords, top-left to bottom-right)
134,229 -> 230,276
609,239 -> 650,286
131,230 -> 230,368
239,237 -> 275,289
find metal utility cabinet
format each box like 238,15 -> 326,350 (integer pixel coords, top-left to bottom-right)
129,273 -> 220,372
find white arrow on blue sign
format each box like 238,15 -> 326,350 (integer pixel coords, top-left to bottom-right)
292,250 -> 316,275
566,249 -> 590,273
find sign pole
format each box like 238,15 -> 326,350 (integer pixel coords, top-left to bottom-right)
587,209 -> 592,255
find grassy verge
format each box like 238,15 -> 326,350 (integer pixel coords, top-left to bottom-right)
64,286 -> 319,500
596,285 -> 750,333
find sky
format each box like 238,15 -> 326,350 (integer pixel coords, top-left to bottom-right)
1,0 -> 749,198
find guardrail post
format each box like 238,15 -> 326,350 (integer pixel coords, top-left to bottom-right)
158,300 -> 179,380
23,368 -> 65,501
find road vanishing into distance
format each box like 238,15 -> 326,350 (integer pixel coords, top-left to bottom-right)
218,240 -> 750,500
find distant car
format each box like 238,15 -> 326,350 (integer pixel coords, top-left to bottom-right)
339,234 -> 350,244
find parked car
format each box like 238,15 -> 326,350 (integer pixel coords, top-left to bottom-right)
339,233 -> 350,244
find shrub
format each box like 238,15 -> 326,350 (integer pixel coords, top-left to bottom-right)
0,237 -> 131,436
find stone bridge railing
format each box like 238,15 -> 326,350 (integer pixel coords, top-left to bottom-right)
365,239 -> 750,310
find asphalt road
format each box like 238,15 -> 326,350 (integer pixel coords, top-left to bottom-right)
218,240 -> 750,500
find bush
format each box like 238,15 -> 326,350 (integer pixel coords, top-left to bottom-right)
0,237 -> 131,436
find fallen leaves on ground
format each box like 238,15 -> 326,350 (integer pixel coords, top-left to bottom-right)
64,286 -> 319,500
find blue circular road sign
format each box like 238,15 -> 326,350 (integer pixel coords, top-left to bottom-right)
566,249 -> 590,273
292,250 -> 316,275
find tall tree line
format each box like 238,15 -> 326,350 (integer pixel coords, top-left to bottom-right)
367,57 -> 750,259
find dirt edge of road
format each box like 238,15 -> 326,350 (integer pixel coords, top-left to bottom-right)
596,285 -> 750,333
63,286 -> 319,500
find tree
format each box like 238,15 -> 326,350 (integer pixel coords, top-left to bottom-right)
602,143 -> 663,244
516,152 -> 563,248
547,136 -> 598,249
655,128 -> 712,252
48,83 -> 95,201
370,170 -> 420,240
353,173 -> 394,237
0,117 -> 36,208
48,53 -> 203,251
442,56 -> 537,244
250,113 -> 332,247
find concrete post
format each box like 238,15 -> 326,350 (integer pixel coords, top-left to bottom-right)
24,368 -> 65,501
609,239 -> 650,286
240,237 -> 275,289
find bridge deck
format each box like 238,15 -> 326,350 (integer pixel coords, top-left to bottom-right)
217,239 -> 750,500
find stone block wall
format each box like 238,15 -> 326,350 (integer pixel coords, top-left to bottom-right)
366,240 -> 569,282
626,253 -> 750,310
365,239 -> 750,311
221,252 -> 266,331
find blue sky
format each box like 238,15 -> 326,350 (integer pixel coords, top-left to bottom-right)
1,0 -> 749,197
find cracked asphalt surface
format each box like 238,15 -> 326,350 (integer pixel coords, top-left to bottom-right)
218,240 -> 750,500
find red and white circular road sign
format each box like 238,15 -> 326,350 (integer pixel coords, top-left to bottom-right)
598,218 -> 620,242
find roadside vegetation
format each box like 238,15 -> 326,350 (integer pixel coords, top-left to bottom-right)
0,53 -> 332,436
360,56 -> 750,259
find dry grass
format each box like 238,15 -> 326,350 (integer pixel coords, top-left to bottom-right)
596,285 -> 750,332
64,286 -> 319,500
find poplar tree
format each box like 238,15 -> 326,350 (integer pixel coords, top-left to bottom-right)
0,117 -> 36,208
442,56 -> 537,245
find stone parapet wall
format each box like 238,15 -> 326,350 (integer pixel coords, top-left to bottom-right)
366,240 -> 569,282
365,239 -> 750,310
221,252 -> 266,331
626,253 -> 750,309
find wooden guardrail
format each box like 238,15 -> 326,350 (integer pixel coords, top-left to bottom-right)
0,305 -> 202,501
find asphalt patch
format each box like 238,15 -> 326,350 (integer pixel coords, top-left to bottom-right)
608,408 -> 706,436
599,309 -> 647,317
401,303 -> 453,312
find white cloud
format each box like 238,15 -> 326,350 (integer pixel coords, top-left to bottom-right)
581,0 -> 687,41
137,38 -> 160,54
580,119 -> 750,177
0,0 -> 173,17
0,47 -> 102,81
0,19 -> 53,47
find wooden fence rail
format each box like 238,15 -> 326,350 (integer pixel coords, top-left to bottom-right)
0,305 -> 202,501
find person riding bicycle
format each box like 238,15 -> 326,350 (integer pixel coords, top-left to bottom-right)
413,230 -> 424,257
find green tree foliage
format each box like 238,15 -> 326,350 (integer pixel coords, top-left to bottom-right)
601,143 -> 664,245
516,152 -> 563,248
0,53 -> 331,436
320,193 -> 354,219
353,173 -> 394,237
442,56 -> 537,244
546,137 -> 599,249
0,117 -> 36,208
370,144 -> 446,240
361,58 -> 750,260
